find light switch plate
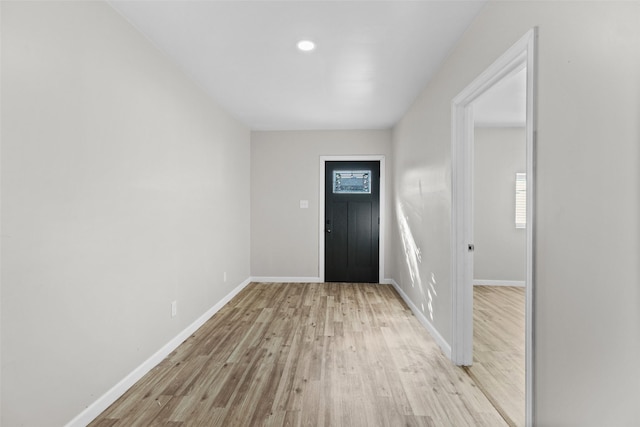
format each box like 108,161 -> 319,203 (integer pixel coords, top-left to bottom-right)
299,200 -> 309,209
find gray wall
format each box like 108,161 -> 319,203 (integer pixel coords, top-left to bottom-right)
473,127 -> 526,283
251,130 -> 392,280
392,1 -> 640,425
1,2 -> 250,425
3,1 -> 640,426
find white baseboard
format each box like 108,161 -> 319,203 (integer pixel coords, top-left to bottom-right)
65,277 -> 252,427
252,277 -> 395,285
251,276 -> 323,283
473,279 -> 525,287
388,279 -> 452,358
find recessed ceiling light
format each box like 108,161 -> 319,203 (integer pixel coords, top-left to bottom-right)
297,40 -> 316,52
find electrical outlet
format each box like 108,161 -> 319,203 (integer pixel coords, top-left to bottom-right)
171,301 -> 177,318
223,272 -> 227,282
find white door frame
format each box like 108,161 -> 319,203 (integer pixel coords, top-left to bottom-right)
319,155 -> 386,283
451,29 -> 537,425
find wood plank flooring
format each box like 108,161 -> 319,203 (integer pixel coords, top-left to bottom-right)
90,282 -> 508,426
466,286 -> 525,427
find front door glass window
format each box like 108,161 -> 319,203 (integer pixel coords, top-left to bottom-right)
333,170 -> 371,194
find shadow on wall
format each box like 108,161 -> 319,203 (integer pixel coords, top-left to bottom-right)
396,201 -> 438,322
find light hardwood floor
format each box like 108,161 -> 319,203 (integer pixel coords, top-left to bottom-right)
90,282 -> 508,426
465,286 -> 525,427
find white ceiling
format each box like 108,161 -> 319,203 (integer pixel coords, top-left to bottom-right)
108,0 -> 488,131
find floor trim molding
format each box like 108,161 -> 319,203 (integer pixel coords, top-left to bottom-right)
474,280 -> 525,287
64,277 -> 252,427
253,277 -> 398,285
389,279 -> 452,358
250,276 -> 323,283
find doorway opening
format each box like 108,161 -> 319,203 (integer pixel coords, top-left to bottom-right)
319,155 -> 386,283
451,29 -> 536,426
467,66 -> 527,426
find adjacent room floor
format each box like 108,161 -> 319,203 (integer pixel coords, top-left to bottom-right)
90,282 -> 508,426
466,286 -> 526,427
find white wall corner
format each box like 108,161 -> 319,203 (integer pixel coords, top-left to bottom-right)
389,279 -> 452,358
64,277 -> 253,427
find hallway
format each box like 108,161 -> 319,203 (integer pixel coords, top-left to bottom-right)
91,283 -> 507,426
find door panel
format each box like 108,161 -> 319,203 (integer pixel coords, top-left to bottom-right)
327,201 -> 348,280
325,161 -> 380,283
351,201 -> 373,267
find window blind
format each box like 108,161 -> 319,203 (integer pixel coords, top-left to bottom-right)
515,173 -> 526,228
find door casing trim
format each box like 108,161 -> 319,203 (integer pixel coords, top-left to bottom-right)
451,28 -> 537,426
319,155 -> 385,283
